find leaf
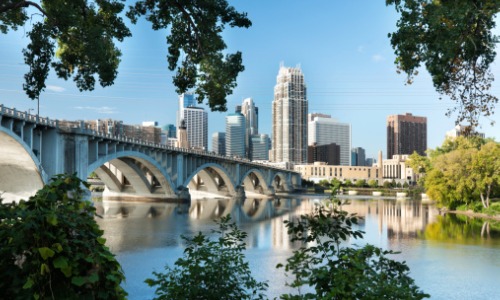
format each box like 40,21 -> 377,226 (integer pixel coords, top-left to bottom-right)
38,247 -> 55,260
23,278 -> 34,289
71,276 -> 86,287
40,263 -> 49,275
53,256 -> 68,269
46,213 -> 58,226
96,237 -> 106,245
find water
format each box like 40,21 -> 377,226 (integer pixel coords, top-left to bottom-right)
95,196 -> 500,299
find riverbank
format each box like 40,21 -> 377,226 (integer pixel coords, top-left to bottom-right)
442,208 -> 500,221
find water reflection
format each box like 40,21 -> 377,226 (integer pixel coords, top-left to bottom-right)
95,196 -> 500,299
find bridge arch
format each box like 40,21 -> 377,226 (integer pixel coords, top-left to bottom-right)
239,169 -> 273,196
270,172 -> 291,192
0,128 -> 46,201
184,163 -> 236,197
87,151 -> 176,198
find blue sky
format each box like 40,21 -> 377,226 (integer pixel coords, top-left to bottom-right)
1,1 -> 499,159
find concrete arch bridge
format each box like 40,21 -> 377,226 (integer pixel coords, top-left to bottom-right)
0,105 -> 301,202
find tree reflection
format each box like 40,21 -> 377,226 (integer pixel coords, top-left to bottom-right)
422,214 -> 500,245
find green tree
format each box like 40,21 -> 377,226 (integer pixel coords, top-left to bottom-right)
278,192 -> 429,299
355,179 -> 366,188
368,179 -> 379,188
386,0 -> 499,127
0,174 -> 126,299
383,180 -> 392,189
330,178 -> 343,191
146,215 -> 267,300
344,179 -> 352,187
470,141 -> 500,208
1,0 -> 251,111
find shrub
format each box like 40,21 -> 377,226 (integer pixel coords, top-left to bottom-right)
0,174 -> 126,299
278,186 -> 429,299
146,215 -> 267,300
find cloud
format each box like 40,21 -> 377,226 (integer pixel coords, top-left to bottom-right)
372,54 -> 385,62
75,106 -> 118,114
46,85 -> 66,92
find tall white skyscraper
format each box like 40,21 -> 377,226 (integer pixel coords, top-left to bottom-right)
226,113 -> 246,157
270,64 -> 308,165
240,97 -> 258,158
308,114 -> 351,166
183,107 -> 207,150
177,93 -> 196,127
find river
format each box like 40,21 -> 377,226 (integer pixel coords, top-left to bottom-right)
95,195 -> 500,299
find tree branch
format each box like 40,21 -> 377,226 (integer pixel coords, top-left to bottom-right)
0,0 -> 48,16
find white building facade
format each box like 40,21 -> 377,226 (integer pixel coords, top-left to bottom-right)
270,65 -> 308,165
183,107 -> 207,150
308,115 -> 351,166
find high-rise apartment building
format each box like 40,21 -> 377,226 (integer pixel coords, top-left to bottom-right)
183,107 -> 207,150
226,113 -> 246,157
270,65 -> 308,165
212,132 -> 226,155
250,134 -> 270,161
241,98 -> 259,158
387,113 -> 427,158
177,93 -> 196,127
308,115 -> 351,165
351,147 -> 366,166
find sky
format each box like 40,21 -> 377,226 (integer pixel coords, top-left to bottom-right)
1,1 -> 500,159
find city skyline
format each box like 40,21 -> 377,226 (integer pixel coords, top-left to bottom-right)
1,1 -> 500,159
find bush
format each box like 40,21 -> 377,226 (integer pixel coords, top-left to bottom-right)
278,187 -> 429,300
146,215 -> 267,300
0,174 -> 126,299
368,179 -> 379,188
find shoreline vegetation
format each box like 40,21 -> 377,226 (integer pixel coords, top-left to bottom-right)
442,209 -> 500,222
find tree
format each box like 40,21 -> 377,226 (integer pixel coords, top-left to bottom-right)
1,0 -> 251,111
425,147 -> 478,209
386,0 -> 500,127
368,179 -> 379,188
0,174 -> 126,299
146,215 -> 267,300
355,179 -> 366,188
278,191 -> 429,299
470,141 -> 500,208
344,179 -> 353,187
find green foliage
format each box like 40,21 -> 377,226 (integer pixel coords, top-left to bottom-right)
127,0 -> 251,111
387,0 -> 500,127
0,174 -> 126,299
278,198 -> 429,300
355,179 -> 366,187
368,179 -> 379,188
1,0 -> 131,100
330,178 -> 343,191
344,179 -> 352,187
146,215 -> 267,300
403,181 -> 409,188
383,181 -> 392,189
1,1 -> 251,111
425,138 -> 500,209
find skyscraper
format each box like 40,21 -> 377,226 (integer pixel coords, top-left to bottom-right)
308,115 -> 351,166
250,134 -> 270,161
387,113 -> 427,158
183,107 -> 208,150
351,147 -> 366,166
177,93 -> 196,127
226,113 -> 246,157
270,64 -> 308,165
240,98 -> 258,158
212,132 -> 226,155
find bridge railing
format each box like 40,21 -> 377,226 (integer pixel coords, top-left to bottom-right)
1,104 -> 294,173
0,104 -> 58,127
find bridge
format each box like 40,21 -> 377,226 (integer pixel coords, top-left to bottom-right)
0,105 -> 301,202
